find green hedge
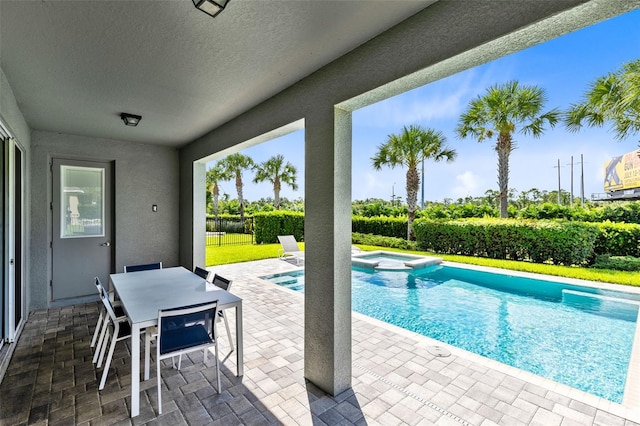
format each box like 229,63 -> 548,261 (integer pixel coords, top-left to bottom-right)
517,201 -> 640,223
593,222 -> 640,257
413,218 -> 598,266
592,255 -> 640,272
351,232 -> 418,250
254,211 -> 304,244
352,215 -> 407,239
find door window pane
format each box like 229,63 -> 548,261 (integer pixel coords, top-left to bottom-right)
60,165 -> 104,238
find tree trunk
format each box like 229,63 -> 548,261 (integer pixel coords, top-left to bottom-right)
213,183 -> 219,219
236,174 -> 244,222
406,166 -> 419,240
274,176 -> 281,210
496,133 -> 512,218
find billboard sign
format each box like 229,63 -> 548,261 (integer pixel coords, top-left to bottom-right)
604,150 -> 640,192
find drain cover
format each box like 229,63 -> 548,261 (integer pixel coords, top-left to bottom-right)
427,346 -> 451,357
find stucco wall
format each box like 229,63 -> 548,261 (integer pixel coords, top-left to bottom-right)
30,131 -> 180,309
0,68 -> 30,145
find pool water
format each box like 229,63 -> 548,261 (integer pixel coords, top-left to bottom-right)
263,265 -> 638,403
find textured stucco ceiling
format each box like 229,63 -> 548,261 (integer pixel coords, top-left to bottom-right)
0,0 -> 432,146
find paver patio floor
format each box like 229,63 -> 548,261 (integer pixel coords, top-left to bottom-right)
1,259 -> 639,425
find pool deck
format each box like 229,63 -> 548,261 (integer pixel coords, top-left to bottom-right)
2,258 -> 640,425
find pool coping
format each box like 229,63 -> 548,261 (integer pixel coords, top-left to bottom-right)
442,261 -> 640,418
258,260 -> 640,422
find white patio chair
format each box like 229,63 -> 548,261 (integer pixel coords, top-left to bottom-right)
156,301 -> 220,414
277,235 -> 304,265
194,266 -> 210,280
92,277 -> 125,365
124,261 -> 162,273
96,280 -> 133,390
211,274 -> 234,352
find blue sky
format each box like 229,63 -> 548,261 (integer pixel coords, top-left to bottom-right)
210,9 -> 640,204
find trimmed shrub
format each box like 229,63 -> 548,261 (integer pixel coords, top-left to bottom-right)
351,232 -> 418,250
352,216 -> 407,239
593,222 -> 640,258
254,211 -> 304,244
414,218 -> 598,265
592,255 -> 640,272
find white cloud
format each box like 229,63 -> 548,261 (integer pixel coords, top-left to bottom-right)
354,61 -> 513,129
451,171 -> 482,199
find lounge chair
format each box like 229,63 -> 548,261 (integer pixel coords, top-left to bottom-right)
277,235 -> 305,265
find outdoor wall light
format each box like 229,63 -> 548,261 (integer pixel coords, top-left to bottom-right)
120,113 -> 142,127
192,0 -> 230,18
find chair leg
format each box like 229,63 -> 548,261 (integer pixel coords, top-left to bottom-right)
157,352 -> 163,414
222,314 -> 234,352
93,318 -> 109,364
90,309 -> 104,348
97,328 -> 110,368
99,331 -> 119,390
215,342 -> 220,393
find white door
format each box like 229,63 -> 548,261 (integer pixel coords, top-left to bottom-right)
52,159 -> 113,301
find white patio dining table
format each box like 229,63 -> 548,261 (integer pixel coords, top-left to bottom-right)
110,266 -> 243,418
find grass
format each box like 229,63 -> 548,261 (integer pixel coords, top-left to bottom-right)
206,242 -> 638,287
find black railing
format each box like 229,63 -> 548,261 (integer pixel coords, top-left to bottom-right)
206,216 -> 254,246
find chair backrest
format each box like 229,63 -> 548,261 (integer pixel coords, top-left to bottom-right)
194,266 -> 210,281
277,235 -> 300,252
157,301 -> 218,355
211,274 -> 232,292
94,276 -> 103,295
124,262 -> 162,273
96,277 -> 118,322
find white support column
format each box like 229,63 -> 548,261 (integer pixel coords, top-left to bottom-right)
304,107 -> 352,395
191,162 -> 206,269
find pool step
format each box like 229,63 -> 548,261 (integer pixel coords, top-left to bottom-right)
562,289 -> 640,306
269,275 -> 299,285
562,289 -> 639,321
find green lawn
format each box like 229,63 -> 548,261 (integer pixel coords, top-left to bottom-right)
206,242 -> 638,287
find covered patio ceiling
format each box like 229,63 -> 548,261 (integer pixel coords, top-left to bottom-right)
0,0 -> 432,147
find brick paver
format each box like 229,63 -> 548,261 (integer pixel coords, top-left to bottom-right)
2,259 -> 640,425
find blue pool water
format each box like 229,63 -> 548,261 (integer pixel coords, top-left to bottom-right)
263,264 -> 639,403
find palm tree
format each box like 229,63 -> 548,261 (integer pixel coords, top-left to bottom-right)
456,81 -> 560,218
565,58 -> 640,143
372,125 -> 457,240
252,154 -> 298,209
205,162 -> 230,218
219,153 -> 254,222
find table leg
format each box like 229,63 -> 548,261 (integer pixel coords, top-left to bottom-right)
236,304 -> 243,376
131,323 -> 141,417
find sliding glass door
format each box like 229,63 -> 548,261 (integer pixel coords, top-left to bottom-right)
2,132 -> 25,344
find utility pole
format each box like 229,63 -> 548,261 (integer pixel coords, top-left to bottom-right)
554,159 -> 561,205
579,154 -> 585,206
391,182 -> 395,207
568,155 -> 574,206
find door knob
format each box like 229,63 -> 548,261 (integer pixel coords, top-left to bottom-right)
100,242 -> 111,247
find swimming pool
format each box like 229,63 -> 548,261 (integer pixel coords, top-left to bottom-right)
262,263 -> 639,403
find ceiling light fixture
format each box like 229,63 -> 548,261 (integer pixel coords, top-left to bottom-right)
120,113 -> 142,127
192,0 -> 230,18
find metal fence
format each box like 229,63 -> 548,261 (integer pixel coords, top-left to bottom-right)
206,216 -> 255,246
